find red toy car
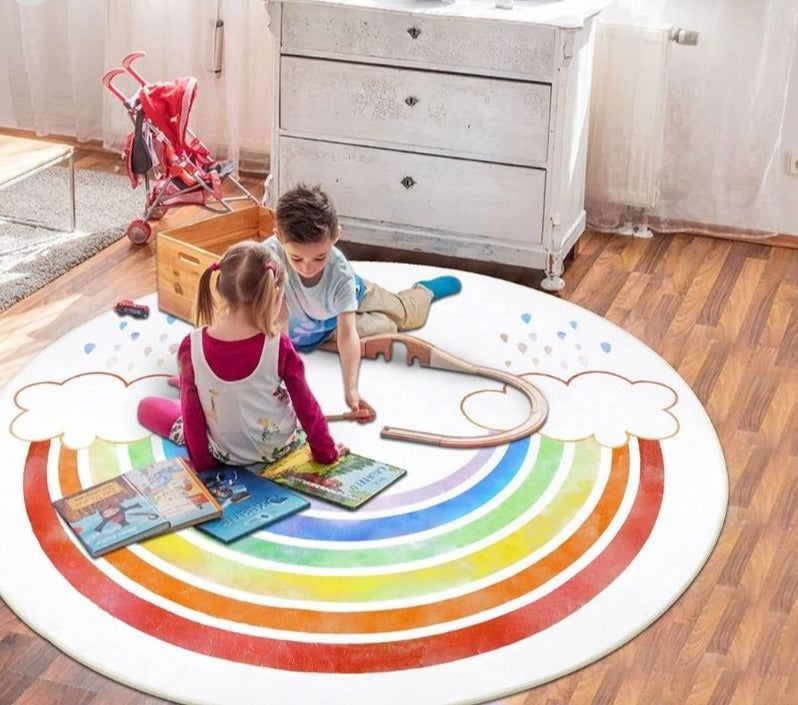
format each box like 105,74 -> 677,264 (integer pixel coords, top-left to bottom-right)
114,299 -> 150,319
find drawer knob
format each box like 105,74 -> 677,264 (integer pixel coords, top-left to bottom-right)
405,95 -> 419,107
401,176 -> 416,189
407,26 -> 421,39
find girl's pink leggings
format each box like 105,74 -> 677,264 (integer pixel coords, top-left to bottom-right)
137,397 -> 181,439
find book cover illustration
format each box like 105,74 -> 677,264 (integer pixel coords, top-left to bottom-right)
53,476 -> 169,558
261,445 -> 407,510
194,466 -> 310,543
125,458 -> 221,531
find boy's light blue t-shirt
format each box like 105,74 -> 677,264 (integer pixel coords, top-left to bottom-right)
265,236 -> 366,351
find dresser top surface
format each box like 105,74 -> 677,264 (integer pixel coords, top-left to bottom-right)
271,0 -> 611,28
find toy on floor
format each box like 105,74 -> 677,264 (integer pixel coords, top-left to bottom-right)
113,299 -> 149,319
325,408 -> 376,423
102,51 -> 258,245
357,333 -> 548,448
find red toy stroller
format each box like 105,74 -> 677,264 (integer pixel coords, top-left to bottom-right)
103,51 -> 258,244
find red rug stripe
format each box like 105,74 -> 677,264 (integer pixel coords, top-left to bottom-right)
27,439 -> 663,673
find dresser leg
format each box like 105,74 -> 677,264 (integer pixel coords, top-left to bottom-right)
541,250 -> 565,291
540,275 -> 565,291
566,239 -> 579,261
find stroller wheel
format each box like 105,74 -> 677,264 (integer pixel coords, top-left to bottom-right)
148,206 -> 168,220
126,219 -> 152,245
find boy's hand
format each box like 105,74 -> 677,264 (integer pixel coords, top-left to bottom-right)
345,392 -> 376,423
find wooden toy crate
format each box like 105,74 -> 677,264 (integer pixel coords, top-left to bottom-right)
156,205 -> 275,322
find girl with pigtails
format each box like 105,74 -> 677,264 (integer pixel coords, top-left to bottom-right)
138,239 -> 345,471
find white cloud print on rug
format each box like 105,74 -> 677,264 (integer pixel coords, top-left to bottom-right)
11,370 -> 679,451
11,372 -> 169,449
462,371 -> 679,448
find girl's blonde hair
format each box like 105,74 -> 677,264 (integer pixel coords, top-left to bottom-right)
194,240 -> 285,335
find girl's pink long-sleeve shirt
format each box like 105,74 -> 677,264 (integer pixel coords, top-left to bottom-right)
178,330 -> 337,470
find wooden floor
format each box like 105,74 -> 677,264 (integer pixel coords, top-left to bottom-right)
0,148 -> 796,705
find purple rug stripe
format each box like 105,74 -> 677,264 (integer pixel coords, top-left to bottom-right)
307,446 -> 495,512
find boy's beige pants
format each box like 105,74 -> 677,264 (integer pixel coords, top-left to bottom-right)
326,280 -> 433,341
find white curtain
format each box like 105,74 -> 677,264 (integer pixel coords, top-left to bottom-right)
586,0 -> 798,237
0,0 -> 272,172
0,0 -> 108,141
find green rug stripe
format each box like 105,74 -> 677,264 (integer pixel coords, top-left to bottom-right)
236,436 -> 571,567
127,437 -> 157,470
141,437 -> 605,601
88,439 -> 121,482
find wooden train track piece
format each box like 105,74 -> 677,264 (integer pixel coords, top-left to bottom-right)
359,333 -> 548,448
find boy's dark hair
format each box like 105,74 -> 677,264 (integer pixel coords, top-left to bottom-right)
275,183 -> 338,244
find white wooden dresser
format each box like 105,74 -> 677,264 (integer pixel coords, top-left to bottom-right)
264,0 -> 609,289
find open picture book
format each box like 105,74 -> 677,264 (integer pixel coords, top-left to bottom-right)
53,457 -> 222,558
260,444 -> 407,510
193,465 -> 310,543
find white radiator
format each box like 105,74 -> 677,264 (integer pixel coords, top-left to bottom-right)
586,23 -> 670,209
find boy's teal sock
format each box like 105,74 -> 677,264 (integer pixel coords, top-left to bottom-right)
415,275 -> 462,302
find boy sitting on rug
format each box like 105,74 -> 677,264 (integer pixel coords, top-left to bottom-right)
268,183 -> 462,421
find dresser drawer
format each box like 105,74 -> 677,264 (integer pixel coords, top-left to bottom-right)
280,57 -> 550,165
281,3 -> 557,79
278,137 -> 545,244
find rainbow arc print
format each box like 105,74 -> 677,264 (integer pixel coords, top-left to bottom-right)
22,431 -> 663,671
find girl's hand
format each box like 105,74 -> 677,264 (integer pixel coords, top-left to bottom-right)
335,443 -> 349,460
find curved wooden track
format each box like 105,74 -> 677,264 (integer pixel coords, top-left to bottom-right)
359,332 -> 548,448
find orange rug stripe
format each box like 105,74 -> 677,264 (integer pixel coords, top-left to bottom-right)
98,446 -> 629,633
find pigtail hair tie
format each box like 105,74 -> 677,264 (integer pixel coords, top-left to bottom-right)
209,262 -> 220,272
264,261 -> 278,275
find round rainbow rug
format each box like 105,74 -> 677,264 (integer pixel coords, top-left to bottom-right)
0,263 -> 726,704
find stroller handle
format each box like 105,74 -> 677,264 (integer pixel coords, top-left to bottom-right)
122,51 -> 147,86
102,68 -> 129,105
